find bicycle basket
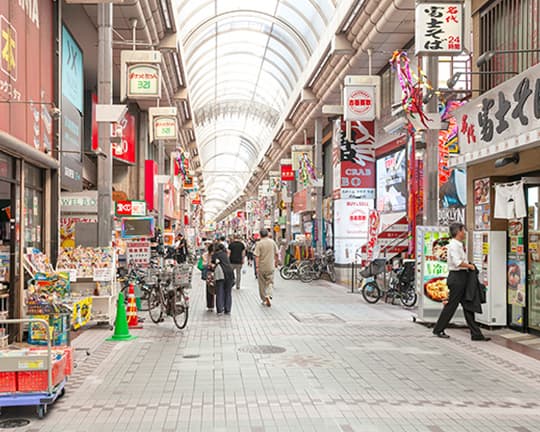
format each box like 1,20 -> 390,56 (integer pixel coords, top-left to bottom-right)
360,259 -> 386,278
173,264 -> 192,287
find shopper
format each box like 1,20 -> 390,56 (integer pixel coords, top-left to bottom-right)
254,229 -> 279,307
174,233 -> 188,264
228,235 -> 245,289
203,243 -> 215,311
212,243 -> 235,315
432,223 -> 490,341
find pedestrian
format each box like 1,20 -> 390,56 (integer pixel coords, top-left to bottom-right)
220,235 -> 229,249
432,223 -> 490,341
228,235 -> 246,289
174,233 -> 188,264
246,235 -> 255,267
212,243 -> 235,315
254,229 -> 279,307
203,243 -> 215,312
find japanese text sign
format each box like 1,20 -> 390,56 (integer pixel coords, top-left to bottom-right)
280,163 -> 294,182
415,2 -> 464,55
343,85 -> 376,121
455,62 -> 540,163
112,112 -> 136,163
153,116 -> 177,140
115,200 -> 146,217
127,64 -> 161,98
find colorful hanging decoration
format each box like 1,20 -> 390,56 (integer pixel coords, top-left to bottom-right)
390,50 -> 433,129
297,153 -> 317,187
175,151 -> 188,181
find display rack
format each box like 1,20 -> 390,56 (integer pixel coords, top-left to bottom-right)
57,247 -> 118,328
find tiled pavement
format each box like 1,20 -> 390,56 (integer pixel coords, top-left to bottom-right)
5,268 -> 540,431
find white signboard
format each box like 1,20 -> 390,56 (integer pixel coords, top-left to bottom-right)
153,116 -> 177,140
415,2 -> 464,55
127,64 -> 161,98
93,268 -> 113,282
126,240 -> 151,266
343,85 -> 376,121
334,238 -> 369,264
60,191 -> 98,213
453,62 -> 540,166
333,199 -> 373,238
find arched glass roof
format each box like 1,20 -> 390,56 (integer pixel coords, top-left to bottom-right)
174,0 -> 339,220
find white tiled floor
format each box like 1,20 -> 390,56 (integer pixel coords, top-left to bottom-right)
4,268 -> 540,431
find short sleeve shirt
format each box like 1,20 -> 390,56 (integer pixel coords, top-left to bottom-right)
254,238 -> 278,272
228,241 -> 245,264
447,238 -> 467,271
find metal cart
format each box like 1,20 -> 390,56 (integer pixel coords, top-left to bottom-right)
0,318 -> 66,418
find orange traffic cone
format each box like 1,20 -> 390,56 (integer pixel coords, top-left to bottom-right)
127,284 -> 143,329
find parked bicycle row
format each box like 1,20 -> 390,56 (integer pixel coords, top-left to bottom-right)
280,249 -> 336,283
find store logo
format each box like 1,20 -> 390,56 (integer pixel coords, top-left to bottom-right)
0,16 -> 17,81
348,90 -> 372,115
350,210 -> 367,224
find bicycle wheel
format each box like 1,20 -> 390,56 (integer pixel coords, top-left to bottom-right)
400,288 -> 418,308
327,264 -> 337,283
362,281 -> 382,304
280,265 -> 294,280
299,265 -> 315,283
172,288 -> 189,330
147,288 -> 163,323
138,285 -> 151,311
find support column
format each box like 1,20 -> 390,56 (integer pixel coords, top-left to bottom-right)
423,56 -> 439,226
314,118 -> 323,253
157,140 -> 165,230
97,3 -> 113,246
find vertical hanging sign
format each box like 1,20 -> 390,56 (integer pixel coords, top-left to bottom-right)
415,2 -> 464,55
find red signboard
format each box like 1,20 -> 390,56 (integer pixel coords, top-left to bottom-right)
112,113 -> 136,163
0,1 -> 54,153
144,160 -> 158,211
91,93 -> 136,163
280,164 -> 294,181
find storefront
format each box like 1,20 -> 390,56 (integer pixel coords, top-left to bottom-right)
0,1 -> 58,340
454,62 -> 540,334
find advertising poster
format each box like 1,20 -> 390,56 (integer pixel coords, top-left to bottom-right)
333,199 -> 372,238
474,178 -> 491,230
421,230 -> 450,304
60,217 -> 98,248
508,219 -> 526,307
376,148 -> 407,213
438,101 -> 466,226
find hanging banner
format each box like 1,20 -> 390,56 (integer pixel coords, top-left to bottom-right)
339,121 -> 376,200
111,112 -> 136,164
280,161 -> 294,181
183,176 -> 194,190
343,85 -> 377,121
415,2 -> 464,55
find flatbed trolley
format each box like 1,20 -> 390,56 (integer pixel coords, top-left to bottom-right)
0,318 -> 66,418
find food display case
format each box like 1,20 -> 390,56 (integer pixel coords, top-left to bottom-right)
472,231 -> 507,326
415,226 -> 465,325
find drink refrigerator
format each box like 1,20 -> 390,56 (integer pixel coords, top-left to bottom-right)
415,226 -> 465,324
472,231 -> 507,326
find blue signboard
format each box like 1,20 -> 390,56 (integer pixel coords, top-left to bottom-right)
62,25 -> 83,113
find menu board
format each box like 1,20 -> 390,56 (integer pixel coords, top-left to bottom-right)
507,219 -> 526,307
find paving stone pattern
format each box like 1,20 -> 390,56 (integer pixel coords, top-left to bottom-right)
7,269 -> 540,431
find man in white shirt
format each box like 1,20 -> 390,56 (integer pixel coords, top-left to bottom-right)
432,223 -> 490,341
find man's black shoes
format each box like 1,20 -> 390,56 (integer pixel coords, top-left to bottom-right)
433,331 -> 450,338
471,335 -> 491,341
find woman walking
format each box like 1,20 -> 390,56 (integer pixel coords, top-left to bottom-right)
212,243 -> 235,315
203,243 -> 216,311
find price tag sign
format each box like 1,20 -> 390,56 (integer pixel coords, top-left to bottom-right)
93,268 -> 113,282
58,269 -> 78,282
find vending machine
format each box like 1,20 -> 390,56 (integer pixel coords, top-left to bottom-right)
472,231 -> 507,326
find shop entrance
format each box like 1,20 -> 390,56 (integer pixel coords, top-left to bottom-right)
527,186 -> 540,333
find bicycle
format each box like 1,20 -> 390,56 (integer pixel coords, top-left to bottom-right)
147,264 -> 191,329
279,260 -> 309,280
117,263 -> 154,311
299,250 -> 337,283
359,259 -> 388,303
